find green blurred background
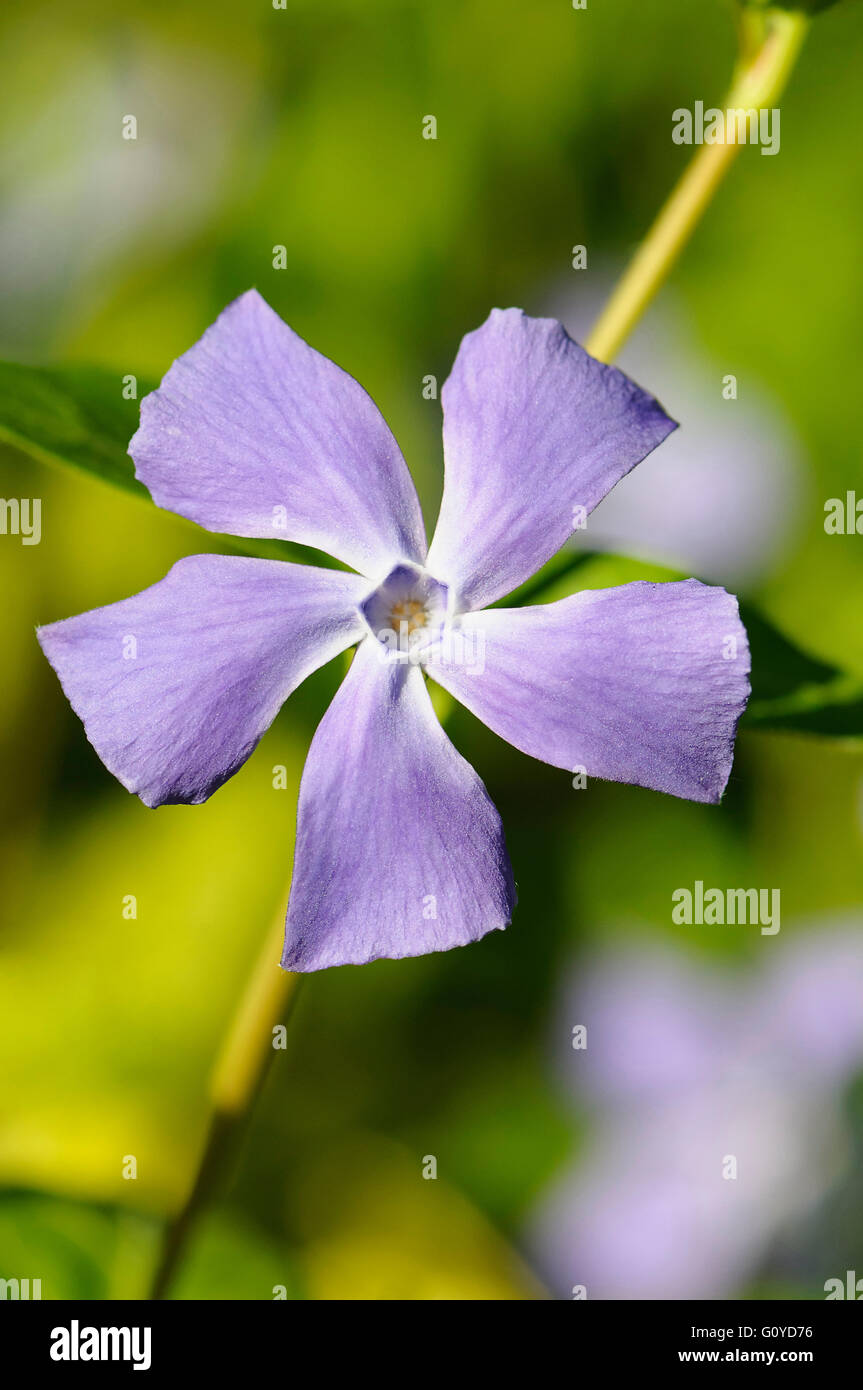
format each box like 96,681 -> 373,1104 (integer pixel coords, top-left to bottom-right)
1,0 -> 862,1299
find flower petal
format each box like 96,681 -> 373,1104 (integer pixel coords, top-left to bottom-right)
282,640 -> 516,971
129,290 -> 427,577
37,555 -> 369,807
425,308 -> 677,610
425,580 -> 750,803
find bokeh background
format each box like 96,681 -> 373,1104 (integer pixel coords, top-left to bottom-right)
1,0 -> 862,1300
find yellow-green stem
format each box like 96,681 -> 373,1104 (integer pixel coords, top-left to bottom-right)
147,913 -> 301,1299
585,9 -> 809,364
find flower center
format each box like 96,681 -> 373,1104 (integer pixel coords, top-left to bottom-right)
360,562 -> 449,657
388,597 -> 429,634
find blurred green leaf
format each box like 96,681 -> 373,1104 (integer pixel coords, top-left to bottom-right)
738,609 -> 863,736
0,1191 -> 152,1299
0,359 -> 342,569
745,680 -> 863,736
168,1213 -> 302,1301
0,1191 -> 300,1300
0,361 -> 151,502
738,604 -> 840,701
290,1134 -> 542,1300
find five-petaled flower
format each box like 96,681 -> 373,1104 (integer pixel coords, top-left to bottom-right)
38,292 -> 751,971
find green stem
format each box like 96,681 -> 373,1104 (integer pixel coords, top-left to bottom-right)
147,914 -> 302,1300
585,8 -> 809,364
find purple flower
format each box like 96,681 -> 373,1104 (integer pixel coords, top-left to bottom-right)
37,292 -> 750,971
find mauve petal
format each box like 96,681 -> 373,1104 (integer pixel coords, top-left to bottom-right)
426,580 -> 750,804
282,640 -> 516,971
37,555 -> 369,808
425,308 -> 677,610
129,290 -> 427,577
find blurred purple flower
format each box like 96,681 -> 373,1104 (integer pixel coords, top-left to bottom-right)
530,924 -> 863,1299
38,292 -> 750,970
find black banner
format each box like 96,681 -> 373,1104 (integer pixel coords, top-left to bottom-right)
2,1299 -> 859,1374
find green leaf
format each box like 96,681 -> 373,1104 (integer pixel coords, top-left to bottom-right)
0,1191 -> 301,1300
738,603 -> 839,702
0,1190 -> 153,1300
168,1212 -> 302,1300
0,360 -> 151,500
0,359 -> 343,569
739,607 -> 863,736
744,677 -> 863,737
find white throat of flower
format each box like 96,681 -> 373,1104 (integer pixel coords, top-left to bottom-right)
360,561 -> 450,660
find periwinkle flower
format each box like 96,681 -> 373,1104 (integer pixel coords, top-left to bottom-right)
37,292 -> 750,970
